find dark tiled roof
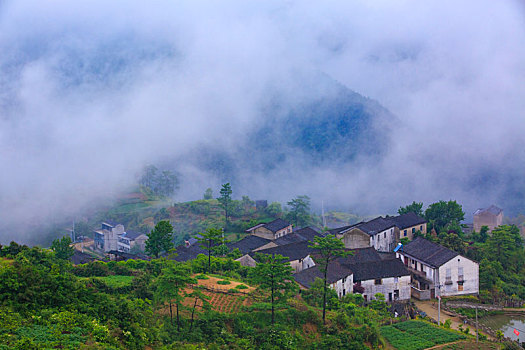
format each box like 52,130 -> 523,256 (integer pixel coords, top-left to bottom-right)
294,262 -> 352,288
273,227 -> 323,246
390,212 -> 426,229
263,218 -> 291,233
328,223 -> 361,235
294,247 -> 410,287
124,230 -> 147,240
357,217 -> 396,235
400,237 -> 458,267
227,235 -> 272,254
474,205 -> 502,216
351,258 -> 410,281
107,250 -> 151,261
250,240 -> 313,262
70,250 -> 96,265
172,244 -> 206,262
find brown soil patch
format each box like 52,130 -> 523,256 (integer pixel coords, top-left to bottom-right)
427,340 -> 499,350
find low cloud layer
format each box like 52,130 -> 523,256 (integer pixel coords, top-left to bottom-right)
1,1 -> 524,241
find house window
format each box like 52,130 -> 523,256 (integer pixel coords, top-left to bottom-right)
384,232 -> 386,238
374,278 -> 382,285
412,227 -> 415,233
342,289 -> 346,296
394,277 -> 399,283
342,277 -> 346,283
458,281 -> 464,291
364,295 -> 367,301
404,230 -> 407,237
420,225 -> 423,231
377,235 -> 380,242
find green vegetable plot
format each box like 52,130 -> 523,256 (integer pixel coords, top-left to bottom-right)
381,320 -> 466,350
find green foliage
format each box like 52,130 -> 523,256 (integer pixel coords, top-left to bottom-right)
309,234 -> 351,323
265,202 -> 283,217
218,183 -> 233,229
140,165 -> 179,197
203,187 -> 213,200
146,220 -> 174,258
381,320 -> 466,350
217,280 -> 231,285
424,200 -> 465,233
251,253 -> 296,324
285,195 -> 311,227
197,227 -> 225,273
398,201 -> 424,216
50,236 -> 74,260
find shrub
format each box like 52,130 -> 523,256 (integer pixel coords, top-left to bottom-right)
217,280 -> 231,285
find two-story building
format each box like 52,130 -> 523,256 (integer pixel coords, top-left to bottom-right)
117,230 -> 148,253
390,212 -> 427,240
332,217 -> 398,252
246,218 -> 293,240
242,240 -> 316,273
396,237 -> 479,299
94,221 -> 125,252
473,205 -> 503,232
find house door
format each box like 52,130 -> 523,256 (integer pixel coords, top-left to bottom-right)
404,257 -> 408,266
388,293 -> 392,302
431,288 -> 435,299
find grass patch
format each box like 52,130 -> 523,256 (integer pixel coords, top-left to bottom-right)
381,320 -> 467,350
234,284 -> 248,289
196,274 -> 209,280
96,275 -> 134,288
217,280 -> 231,285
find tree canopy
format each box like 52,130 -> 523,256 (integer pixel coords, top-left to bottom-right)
51,236 -> 74,260
309,234 -> 351,323
398,201 -> 424,217
197,227 -> 225,273
424,200 -> 465,233
146,220 -> 174,258
218,183 -> 233,230
285,195 -> 311,228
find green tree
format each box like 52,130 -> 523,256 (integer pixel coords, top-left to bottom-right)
483,225 -> 523,270
265,202 -> 282,217
187,286 -> 210,332
51,236 -> 74,260
203,188 -> 213,200
286,195 -> 311,227
218,183 -> 233,230
309,235 -> 351,323
154,263 -> 195,331
197,228 -> 224,273
251,253 -> 296,325
438,232 -> 466,254
398,201 -> 424,216
424,200 -> 465,233
146,221 -> 174,258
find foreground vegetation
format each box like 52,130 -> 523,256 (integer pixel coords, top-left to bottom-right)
0,242 -> 391,349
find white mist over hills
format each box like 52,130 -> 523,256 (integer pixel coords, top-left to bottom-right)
0,1 -> 524,241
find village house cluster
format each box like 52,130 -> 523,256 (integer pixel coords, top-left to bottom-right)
171,211 -> 481,303
83,205 -> 507,303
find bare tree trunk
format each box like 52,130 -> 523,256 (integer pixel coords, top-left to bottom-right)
169,301 -> 173,323
271,274 -> 275,325
190,297 -> 198,332
176,302 -> 180,332
322,260 -> 328,324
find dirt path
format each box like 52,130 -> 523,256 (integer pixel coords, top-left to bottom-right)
414,300 -> 493,340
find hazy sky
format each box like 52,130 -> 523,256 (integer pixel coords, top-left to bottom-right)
0,1 -> 524,240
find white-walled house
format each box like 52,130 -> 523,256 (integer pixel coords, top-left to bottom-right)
332,217 -> 398,252
245,218 -> 293,240
294,247 -> 411,302
243,240 -> 316,273
396,237 -> 479,299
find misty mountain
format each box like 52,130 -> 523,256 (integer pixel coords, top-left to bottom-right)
183,76 -> 395,183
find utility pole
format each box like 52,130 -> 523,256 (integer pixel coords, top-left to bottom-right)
438,295 -> 441,325
321,200 -> 326,228
475,306 -> 478,342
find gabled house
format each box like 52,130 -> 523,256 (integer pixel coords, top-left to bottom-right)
294,247 -> 411,302
241,240 -> 316,273
246,218 -> 293,240
390,212 -> 427,240
333,217 -> 397,252
254,227 -> 324,251
396,237 -> 479,299
117,230 -> 148,253
473,205 -> 503,232
93,221 -> 125,252
227,235 -> 272,255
